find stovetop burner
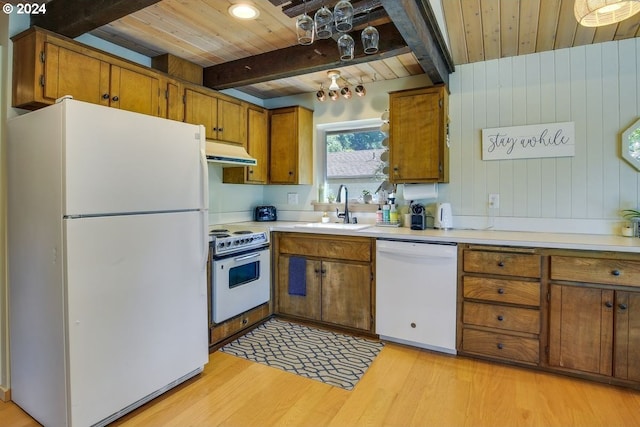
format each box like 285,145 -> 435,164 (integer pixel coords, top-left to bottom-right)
209,226 -> 269,256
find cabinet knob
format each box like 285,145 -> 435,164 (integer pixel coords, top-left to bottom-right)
497,288 -> 505,294
289,171 -> 294,176
611,269 -> 621,276
619,303 -> 628,310
410,322 -> 416,328
102,93 -> 109,100
112,95 -> 119,102
249,170 -> 254,174
605,301 -> 613,308
497,343 -> 504,350
497,261 -> 505,267
497,315 -> 504,321
218,127 -> 223,132
213,127 -> 218,132
242,318 -> 248,325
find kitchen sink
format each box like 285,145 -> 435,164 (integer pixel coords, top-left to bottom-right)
293,222 -> 372,230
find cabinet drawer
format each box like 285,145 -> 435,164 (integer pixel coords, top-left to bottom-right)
551,256 -> 640,287
278,234 -> 371,262
463,276 -> 540,306
210,304 -> 270,345
463,302 -> 540,334
462,328 -> 539,364
464,250 -> 541,278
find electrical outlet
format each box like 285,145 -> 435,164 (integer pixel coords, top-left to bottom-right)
488,193 -> 500,209
287,192 -> 299,205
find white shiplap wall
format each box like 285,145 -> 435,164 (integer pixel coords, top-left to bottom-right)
441,38 -> 640,234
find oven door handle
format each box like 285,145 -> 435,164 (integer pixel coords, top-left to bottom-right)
234,253 -> 261,262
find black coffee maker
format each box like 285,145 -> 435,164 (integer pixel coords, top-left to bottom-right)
410,203 -> 426,230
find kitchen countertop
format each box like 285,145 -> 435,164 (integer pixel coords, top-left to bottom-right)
233,221 -> 640,253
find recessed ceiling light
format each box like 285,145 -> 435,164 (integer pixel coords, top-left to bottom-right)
229,3 -> 260,20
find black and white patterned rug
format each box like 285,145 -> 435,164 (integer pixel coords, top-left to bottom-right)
220,318 -> 384,390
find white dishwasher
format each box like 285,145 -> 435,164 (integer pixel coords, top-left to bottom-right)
376,239 -> 457,354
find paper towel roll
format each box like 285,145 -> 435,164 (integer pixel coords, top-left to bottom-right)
402,183 -> 438,200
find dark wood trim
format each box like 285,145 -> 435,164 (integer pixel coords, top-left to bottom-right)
203,22 -> 408,90
380,0 -> 454,86
31,0 -> 163,38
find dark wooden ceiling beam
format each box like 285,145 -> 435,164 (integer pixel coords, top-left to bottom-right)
282,0 -> 383,18
30,0 -> 163,38
203,22 -> 408,90
380,0 -> 454,86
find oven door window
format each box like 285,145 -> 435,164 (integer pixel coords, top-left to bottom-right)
228,260 -> 260,289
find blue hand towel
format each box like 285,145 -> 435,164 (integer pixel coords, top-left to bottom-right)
288,256 -> 307,296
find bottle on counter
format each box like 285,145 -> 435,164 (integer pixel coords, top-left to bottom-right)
382,204 -> 390,222
376,205 -> 383,223
389,204 -> 398,223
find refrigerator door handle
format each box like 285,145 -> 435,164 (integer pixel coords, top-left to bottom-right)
199,126 -> 209,269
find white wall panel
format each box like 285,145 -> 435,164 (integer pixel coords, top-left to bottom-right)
449,39 -> 640,232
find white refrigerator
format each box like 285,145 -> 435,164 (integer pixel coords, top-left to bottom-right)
7,99 -> 210,427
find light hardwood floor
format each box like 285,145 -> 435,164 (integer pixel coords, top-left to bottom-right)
2,342 -> 640,427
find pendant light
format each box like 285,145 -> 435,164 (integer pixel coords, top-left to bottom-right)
327,70 -> 341,91
361,9 -> 379,54
574,0 -> 640,27
296,0 -> 314,45
314,5 -> 333,39
334,0 -> 354,32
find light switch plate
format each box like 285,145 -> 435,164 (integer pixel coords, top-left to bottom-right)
287,192 -> 299,204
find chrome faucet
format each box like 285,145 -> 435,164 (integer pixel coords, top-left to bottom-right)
336,184 -> 350,223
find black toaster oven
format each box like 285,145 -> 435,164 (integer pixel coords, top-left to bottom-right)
254,205 -> 277,221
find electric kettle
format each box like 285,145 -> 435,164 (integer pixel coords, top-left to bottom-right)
434,202 -> 453,229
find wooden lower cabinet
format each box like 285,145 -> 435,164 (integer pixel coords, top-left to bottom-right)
548,253 -> 640,383
458,245 -> 543,365
274,232 -> 374,333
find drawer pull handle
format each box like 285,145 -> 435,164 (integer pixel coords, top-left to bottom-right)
619,303 -> 628,310
611,269 -> 621,276
497,288 -> 505,294
605,301 -> 613,308
497,315 -> 504,321
497,261 -> 505,267
497,343 -> 504,350
410,322 -> 416,328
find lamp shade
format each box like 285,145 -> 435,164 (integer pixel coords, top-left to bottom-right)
574,0 -> 640,26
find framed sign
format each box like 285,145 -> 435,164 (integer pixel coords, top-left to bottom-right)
482,122 -> 575,160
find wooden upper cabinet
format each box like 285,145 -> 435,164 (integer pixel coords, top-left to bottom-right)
223,105 -> 269,184
184,87 -> 245,145
269,106 -> 313,184
389,85 -> 449,183
109,65 -> 159,116
12,27 -> 160,116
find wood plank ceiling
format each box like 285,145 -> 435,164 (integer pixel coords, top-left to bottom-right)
16,0 -> 640,99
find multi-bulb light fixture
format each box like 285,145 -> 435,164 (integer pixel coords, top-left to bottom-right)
296,0 -> 379,61
316,70 -> 367,102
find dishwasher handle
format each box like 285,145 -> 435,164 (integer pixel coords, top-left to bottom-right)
376,240 -> 457,259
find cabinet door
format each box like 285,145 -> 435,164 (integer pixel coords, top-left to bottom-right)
276,255 -> 321,321
389,87 -> 444,182
548,284 -> 613,375
217,97 -> 245,144
614,291 -> 640,381
109,65 -> 160,116
185,89 -> 216,140
246,106 -> 268,183
165,81 -> 184,122
270,110 -> 297,184
44,43 -> 110,106
322,261 -> 371,331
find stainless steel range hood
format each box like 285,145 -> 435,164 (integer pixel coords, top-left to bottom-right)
205,141 -> 257,166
